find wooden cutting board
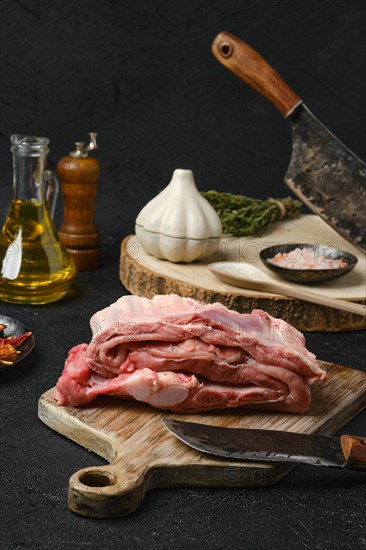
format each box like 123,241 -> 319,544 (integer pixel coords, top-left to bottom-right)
120,215 -> 366,332
38,361 -> 366,518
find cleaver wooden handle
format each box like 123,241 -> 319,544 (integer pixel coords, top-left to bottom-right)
212,31 -> 302,118
341,435 -> 366,471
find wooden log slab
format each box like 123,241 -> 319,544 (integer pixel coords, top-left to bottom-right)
119,215 -> 366,332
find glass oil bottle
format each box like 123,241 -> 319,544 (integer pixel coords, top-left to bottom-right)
0,135 -> 77,304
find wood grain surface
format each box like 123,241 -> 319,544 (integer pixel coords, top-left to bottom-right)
119,215 -> 366,332
38,361 -> 366,518
211,31 -> 302,117
57,155 -> 101,271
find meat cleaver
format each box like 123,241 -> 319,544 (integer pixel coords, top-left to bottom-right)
211,32 -> 366,252
163,420 -> 366,471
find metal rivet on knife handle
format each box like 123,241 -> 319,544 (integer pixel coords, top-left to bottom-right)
340,434 -> 366,471
218,41 -> 233,59
212,31 -> 302,117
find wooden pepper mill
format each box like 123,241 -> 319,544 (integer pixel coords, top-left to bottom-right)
57,132 -> 101,271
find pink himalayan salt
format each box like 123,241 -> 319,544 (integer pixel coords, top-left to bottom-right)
268,247 -> 347,270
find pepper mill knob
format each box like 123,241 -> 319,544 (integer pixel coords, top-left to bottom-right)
57,133 -> 101,271
70,133 -> 98,158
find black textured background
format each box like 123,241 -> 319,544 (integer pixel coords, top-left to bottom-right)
0,0 -> 365,235
0,2 -> 366,549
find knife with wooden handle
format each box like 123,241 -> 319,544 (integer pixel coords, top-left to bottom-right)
211,32 -> 366,252
164,420 -> 366,471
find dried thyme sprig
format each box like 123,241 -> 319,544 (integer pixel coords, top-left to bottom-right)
202,190 -> 302,237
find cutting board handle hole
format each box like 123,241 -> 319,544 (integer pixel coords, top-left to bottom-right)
79,470 -> 116,488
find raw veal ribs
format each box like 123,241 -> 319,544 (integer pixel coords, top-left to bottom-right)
53,294 -> 326,413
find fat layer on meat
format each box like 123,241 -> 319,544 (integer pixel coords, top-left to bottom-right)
54,294 -> 326,413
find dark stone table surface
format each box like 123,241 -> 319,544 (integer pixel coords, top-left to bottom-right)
1,240 -> 365,550
0,1 -> 365,547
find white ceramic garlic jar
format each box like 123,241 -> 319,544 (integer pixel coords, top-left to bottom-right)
135,169 -> 222,263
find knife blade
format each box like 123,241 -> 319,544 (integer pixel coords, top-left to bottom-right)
163,419 -> 366,471
211,32 -> 366,252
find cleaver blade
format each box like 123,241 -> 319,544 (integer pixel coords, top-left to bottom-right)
163,419 -> 366,471
211,32 -> 366,252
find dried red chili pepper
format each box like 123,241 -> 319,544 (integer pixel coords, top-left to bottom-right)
0,332 -> 32,347
0,331 -> 32,363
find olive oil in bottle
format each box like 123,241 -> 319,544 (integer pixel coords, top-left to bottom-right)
0,136 -> 76,304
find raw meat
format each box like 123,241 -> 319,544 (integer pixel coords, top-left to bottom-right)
53,294 -> 326,414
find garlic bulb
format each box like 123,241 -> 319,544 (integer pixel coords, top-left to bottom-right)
135,169 -> 222,263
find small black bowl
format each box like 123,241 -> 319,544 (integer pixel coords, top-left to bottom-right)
259,243 -> 358,284
0,315 -> 35,368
